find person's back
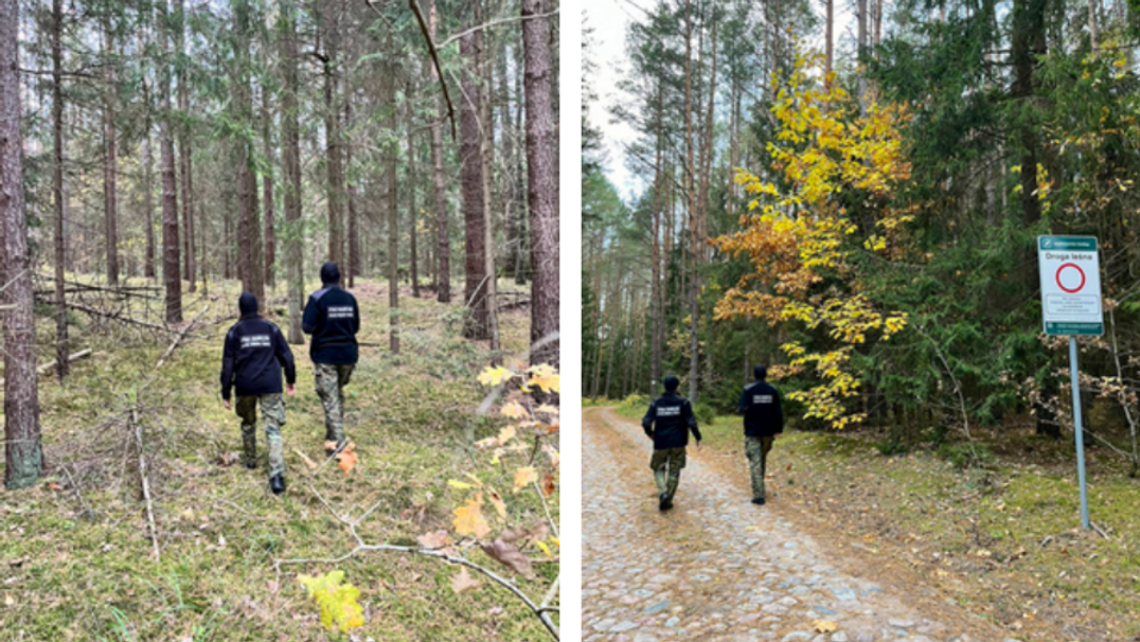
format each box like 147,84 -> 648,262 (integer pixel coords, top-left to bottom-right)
302,263 -> 360,366
642,375 -> 701,510
220,292 -> 296,495
644,391 -> 698,450
302,262 -> 360,453
740,378 -> 783,437
738,366 -> 783,505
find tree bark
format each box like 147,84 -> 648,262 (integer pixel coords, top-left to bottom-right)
477,0 -> 501,358
234,0 -> 262,306
103,14 -> 120,285
407,80 -> 420,298
282,0 -> 304,343
3,0 -> 44,489
321,0 -> 344,271
263,95 -> 276,289
684,0 -> 699,402
386,32 -> 400,354
345,101 -> 357,289
177,0 -> 195,293
52,0 -> 69,381
159,0 -> 182,323
461,29 -> 490,340
522,0 -> 558,367
430,0 -> 451,303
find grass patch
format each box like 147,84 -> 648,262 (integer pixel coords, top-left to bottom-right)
1,276 -> 557,641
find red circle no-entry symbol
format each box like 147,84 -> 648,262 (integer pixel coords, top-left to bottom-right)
1056,263 -> 1086,294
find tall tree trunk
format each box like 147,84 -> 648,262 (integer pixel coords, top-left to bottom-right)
103,15 -> 120,285
512,45 -> 529,285
177,0 -> 195,293
461,29 -> 489,340
52,0 -> 69,381
263,95 -> 276,289
407,80 -> 420,298
522,0 -> 558,367
386,33 -> 400,354
683,0 -> 699,402
477,0 -> 501,358
430,0 -> 451,303
826,0 -> 834,85
345,101 -> 357,288
143,105 -> 156,280
159,0 -> 182,323
234,0 -> 262,306
2,0 -> 42,490
321,0 -> 344,271
857,0 -> 868,113
282,0 -> 304,343
650,80 -> 663,390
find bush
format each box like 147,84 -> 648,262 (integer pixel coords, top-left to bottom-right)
875,438 -> 909,456
937,442 -> 993,469
693,403 -> 717,427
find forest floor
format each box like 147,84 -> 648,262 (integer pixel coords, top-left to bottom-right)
0,275 -> 559,642
601,400 -> 1140,642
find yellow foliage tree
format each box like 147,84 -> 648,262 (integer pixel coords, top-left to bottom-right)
712,47 -> 913,428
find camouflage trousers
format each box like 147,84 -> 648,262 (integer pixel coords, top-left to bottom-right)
235,394 -> 286,477
314,363 -> 354,447
745,435 -> 775,500
649,447 -> 687,500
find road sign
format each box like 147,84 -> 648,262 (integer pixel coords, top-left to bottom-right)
1038,236 -> 1103,336
1038,235 -> 1099,530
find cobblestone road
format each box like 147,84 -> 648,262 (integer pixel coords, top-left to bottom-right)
582,407 -> 1017,642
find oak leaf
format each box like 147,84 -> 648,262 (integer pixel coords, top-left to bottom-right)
335,442 -> 358,474
513,466 -> 538,490
499,402 -> 528,420
479,539 -> 536,579
450,567 -> 481,594
297,570 -> 365,633
417,530 -> 450,549
453,493 -> 491,538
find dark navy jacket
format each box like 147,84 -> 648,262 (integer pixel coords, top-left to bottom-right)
302,285 -> 360,365
642,392 -> 702,450
220,315 -> 297,400
738,379 -> 784,437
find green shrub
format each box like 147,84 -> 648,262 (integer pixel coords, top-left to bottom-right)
875,438 -> 909,456
937,442 -> 993,469
693,403 -> 717,427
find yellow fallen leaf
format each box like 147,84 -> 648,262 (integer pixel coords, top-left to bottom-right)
497,425 -> 517,445
448,480 -> 476,490
500,402 -> 528,420
478,366 -> 513,387
453,493 -> 491,538
813,620 -> 838,633
513,466 -> 538,490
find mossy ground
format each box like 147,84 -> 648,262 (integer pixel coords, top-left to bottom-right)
1,276 -> 558,642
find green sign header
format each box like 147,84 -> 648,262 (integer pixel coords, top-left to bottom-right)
1039,236 -> 1097,251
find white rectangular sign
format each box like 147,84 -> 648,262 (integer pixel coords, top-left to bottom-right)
1038,236 -> 1103,336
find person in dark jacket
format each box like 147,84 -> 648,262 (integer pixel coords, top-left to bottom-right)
642,375 -> 702,510
302,262 -> 360,453
738,365 -> 783,505
221,292 -> 296,495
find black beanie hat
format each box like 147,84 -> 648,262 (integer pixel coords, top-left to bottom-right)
320,261 -> 341,285
754,365 -> 767,380
664,375 -> 680,392
239,292 -> 258,317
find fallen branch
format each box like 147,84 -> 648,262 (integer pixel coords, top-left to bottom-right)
132,407 -> 161,561
154,305 -> 209,370
40,298 -> 173,333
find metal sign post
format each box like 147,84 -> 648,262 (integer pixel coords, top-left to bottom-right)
1039,235 -> 1101,530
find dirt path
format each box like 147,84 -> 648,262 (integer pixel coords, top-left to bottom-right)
582,407 -> 1018,642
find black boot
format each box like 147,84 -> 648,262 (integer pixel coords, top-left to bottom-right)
270,474 -> 286,495
244,460 -> 257,470
751,497 -> 766,505
658,493 -> 668,511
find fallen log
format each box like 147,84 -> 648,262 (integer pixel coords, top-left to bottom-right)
0,349 -> 93,387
